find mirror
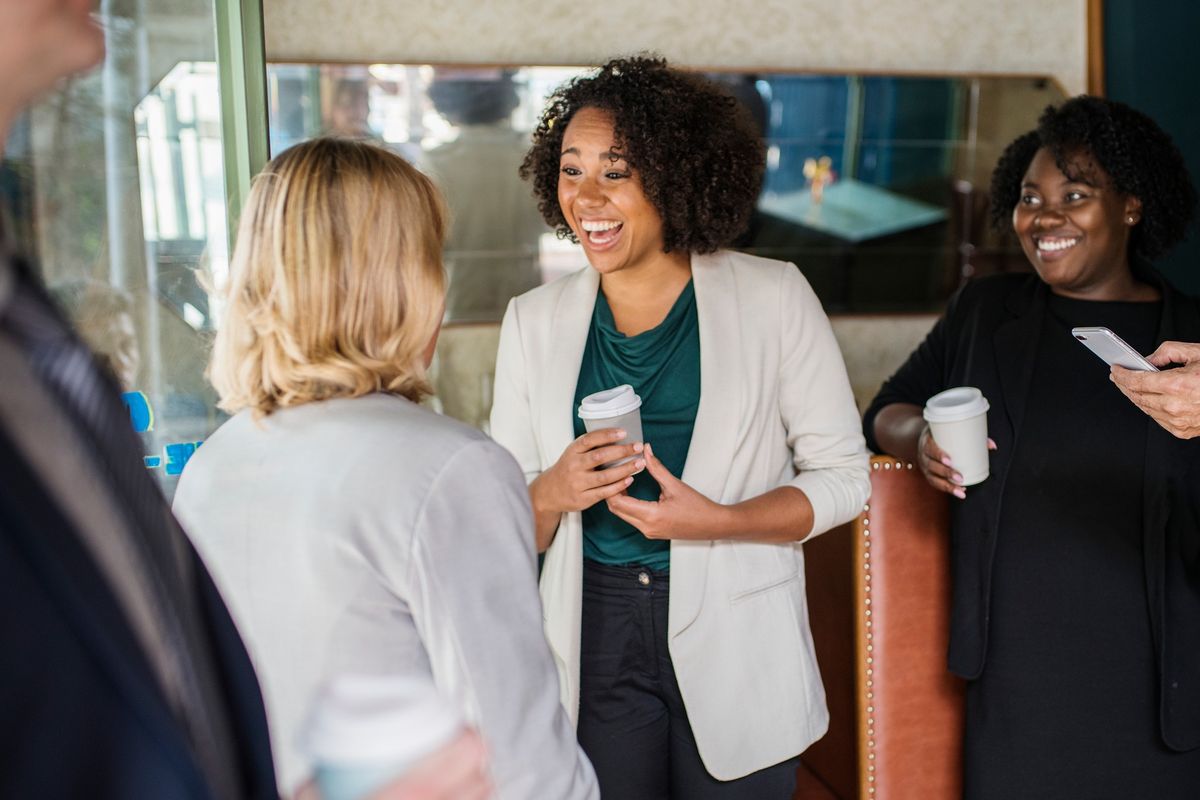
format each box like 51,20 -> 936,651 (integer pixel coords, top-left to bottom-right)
265,64 -> 1067,318
261,64 -> 1067,429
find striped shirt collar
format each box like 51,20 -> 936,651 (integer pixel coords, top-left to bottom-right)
0,250 -> 12,315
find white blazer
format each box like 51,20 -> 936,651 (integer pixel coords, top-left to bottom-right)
490,250 -> 870,780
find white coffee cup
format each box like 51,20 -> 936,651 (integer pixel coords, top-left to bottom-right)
578,384 -> 643,468
923,386 -> 991,486
301,674 -> 463,800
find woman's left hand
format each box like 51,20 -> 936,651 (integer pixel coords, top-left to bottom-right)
605,443 -> 728,540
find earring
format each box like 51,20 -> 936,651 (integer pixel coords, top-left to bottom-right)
1126,215 -> 1136,224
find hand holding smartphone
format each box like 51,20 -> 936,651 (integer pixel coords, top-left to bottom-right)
1071,326 -> 1159,372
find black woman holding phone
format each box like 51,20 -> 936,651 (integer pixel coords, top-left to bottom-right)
865,96 -> 1200,798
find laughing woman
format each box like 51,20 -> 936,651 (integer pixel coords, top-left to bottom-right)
865,96 -> 1200,798
490,57 -> 870,799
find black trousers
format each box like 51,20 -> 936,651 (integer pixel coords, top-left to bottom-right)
578,560 -> 799,800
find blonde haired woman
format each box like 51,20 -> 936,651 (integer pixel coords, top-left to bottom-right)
173,138 -> 597,800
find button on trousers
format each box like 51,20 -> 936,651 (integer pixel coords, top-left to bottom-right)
577,559 -> 799,799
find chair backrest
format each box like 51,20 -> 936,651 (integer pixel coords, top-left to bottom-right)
856,455 -> 962,799
801,455 -> 963,800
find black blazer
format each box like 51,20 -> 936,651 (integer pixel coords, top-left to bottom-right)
864,268 -> 1200,752
0,422 -> 279,799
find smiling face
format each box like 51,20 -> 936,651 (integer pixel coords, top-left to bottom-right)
557,106 -> 667,276
1013,147 -> 1143,299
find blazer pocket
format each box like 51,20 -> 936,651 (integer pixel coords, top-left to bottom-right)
729,570 -> 801,604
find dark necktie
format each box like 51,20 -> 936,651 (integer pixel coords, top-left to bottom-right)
0,255 -> 242,799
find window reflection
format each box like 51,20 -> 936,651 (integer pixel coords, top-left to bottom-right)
262,64 -> 1064,428
421,69 -> 546,323
135,62 -> 228,325
266,65 -> 1065,317
266,63 -> 582,328
0,53 -> 1069,454
0,0 -> 233,499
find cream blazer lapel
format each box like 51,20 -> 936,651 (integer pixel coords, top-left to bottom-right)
533,255 -> 745,709
669,251 -> 741,638
535,266 -> 597,725
538,267 -> 598,463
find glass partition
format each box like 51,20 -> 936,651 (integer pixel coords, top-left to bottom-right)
265,65 -> 1066,316
0,2 -> 260,500
262,64 -> 1065,429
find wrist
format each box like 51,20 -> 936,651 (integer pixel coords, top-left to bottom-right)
711,500 -> 738,537
529,473 -> 556,517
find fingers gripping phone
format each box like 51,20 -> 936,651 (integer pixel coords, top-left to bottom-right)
1071,326 -> 1159,372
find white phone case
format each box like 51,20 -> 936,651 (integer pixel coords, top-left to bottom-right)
1070,326 -> 1159,372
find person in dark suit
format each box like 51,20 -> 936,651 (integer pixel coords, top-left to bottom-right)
0,6 -> 497,800
1,7 -> 494,799
0,2 -> 280,798
865,96 -> 1200,798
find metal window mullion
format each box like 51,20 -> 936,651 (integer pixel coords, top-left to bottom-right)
213,0 -> 268,251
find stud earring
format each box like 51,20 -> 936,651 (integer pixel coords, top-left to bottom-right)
1126,216 -> 1136,224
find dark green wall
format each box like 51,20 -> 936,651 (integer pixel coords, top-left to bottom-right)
1104,0 -> 1200,295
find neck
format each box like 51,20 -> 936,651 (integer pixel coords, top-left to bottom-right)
1052,260 -> 1160,303
600,250 -> 691,304
599,250 -> 692,336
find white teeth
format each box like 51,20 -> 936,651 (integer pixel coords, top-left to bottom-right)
1037,237 -> 1079,252
581,220 -> 621,232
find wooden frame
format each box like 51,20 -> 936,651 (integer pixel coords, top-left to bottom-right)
1087,0 -> 1106,96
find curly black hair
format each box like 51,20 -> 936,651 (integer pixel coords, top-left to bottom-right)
519,56 -> 765,254
988,95 -> 1197,261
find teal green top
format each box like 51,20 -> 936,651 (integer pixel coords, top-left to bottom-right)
573,280 -> 701,570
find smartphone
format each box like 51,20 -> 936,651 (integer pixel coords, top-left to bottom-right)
1071,326 -> 1159,372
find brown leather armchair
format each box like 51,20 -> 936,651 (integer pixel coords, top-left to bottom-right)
797,455 -> 963,799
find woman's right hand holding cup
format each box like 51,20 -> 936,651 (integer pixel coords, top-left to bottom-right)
528,429 -> 645,550
917,425 -> 997,500
535,429 -> 644,513
918,386 -> 997,500
918,425 -> 966,499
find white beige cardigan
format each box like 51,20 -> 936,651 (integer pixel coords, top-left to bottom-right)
490,249 -> 870,780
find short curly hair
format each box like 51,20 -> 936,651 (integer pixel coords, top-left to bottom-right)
988,95 -> 1197,261
520,55 -> 765,254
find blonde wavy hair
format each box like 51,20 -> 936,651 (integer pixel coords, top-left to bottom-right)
210,137 -> 446,415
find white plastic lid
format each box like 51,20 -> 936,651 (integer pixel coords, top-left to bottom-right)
578,384 -> 642,420
923,386 -> 990,423
300,674 -> 463,766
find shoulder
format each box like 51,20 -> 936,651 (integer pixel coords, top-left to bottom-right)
328,394 -> 495,467
698,249 -> 796,280
500,267 -> 597,345
186,395 -> 495,486
1152,267 -> 1200,320
696,249 -> 814,302
943,272 -> 1038,325
957,272 -> 1034,303
407,430 -> 531,538
332,398 -> 526,497
424,436 -> 528,503
174,409 -> 253,490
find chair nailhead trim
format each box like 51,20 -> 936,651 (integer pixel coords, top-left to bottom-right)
860,460 -> 914,793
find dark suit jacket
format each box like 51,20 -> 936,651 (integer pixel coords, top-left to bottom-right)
0,422 -> 278,798
864,268 -> 1200,752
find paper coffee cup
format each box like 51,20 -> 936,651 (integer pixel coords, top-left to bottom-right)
302,675 -> 463,800
578,384 -> 643,468
923,387 -> 991,486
